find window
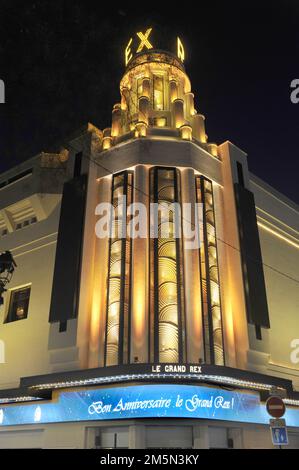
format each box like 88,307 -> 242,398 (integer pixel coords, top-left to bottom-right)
150,167 -> 185,363
236,161 -> 245,187
255,324 -> 262,340
6,286 -> 31,323
153,75 -> 164,110
59,321 -> 68,333
74,152 -> 83,178
105,172 -> 133,366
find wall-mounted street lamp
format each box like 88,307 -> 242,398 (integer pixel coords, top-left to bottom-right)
0,251 -> 17,305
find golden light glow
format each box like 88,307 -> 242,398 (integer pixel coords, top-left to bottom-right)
121,62 -> 191,102
196,177 -> 225,366
89,287 -> 101,368
224,294 -> 236,365
177,37 -> 185,62
111,105 -> 122,137
125,38 -> 133,66
135,121 -> 147,137
105,173 -> 133,366
208,143 -> 218,158
102,136 -> 112,150
137,28 -> 153,53
154,117 -> 167,127
180,124 -> 192,141
134,282 -> 146,342
193,114 -> 207,143
155,168 -> 181,363
153,75 -> 164,110
257,221 -> 299,250
170,80 -> 178,103
173,99 -> 185,128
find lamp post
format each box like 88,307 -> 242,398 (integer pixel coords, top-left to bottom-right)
0,251 -> 17,305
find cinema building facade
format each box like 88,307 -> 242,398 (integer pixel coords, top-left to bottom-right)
0,32 -> 299,449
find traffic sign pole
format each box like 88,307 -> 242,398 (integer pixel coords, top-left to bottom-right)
267,396 -> 288,448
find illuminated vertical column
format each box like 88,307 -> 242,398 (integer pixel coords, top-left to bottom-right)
185,92 -> 195,118
212,185 -> 237,367
181,169 -> 204,363
151,167 -> 185,363
173,99 -> 185,128
111,104 -> 122,137
130,165 -> 149,363
193,114 -> 207,143
196,176 -> 225,365
102,128 -> 113,150
89,177 -> 111,368
105,172 -> 133,366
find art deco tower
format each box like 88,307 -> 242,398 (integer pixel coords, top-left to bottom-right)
100,40 -> 225,367
49,30 -> 270,375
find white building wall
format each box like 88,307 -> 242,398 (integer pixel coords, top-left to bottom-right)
0,420 -> 298,449
249,175 -> 299,387
0,195 -> 62,388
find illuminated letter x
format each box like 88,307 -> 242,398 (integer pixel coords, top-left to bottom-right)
137,28 -> 153,53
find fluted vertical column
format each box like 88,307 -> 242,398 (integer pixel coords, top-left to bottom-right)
185,92 -> 195,118
130,165 -> 149,363
208,143 -> 219,158
212,184 -> 237,367
102,128 -> 113,150
173,99 -> 185,128
181,168 -> 204,363
89,176 -> 111,368
111,104 -> 122,137
193,114 -> 207,143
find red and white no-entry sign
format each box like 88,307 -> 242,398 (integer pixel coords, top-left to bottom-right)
266,396 -> 286,418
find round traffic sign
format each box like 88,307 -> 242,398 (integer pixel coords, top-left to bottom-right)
266,396 -> 286,418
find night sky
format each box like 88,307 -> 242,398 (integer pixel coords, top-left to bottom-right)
0,1 -> 298,203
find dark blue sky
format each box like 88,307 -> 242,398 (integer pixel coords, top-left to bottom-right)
0,1 -> 298,203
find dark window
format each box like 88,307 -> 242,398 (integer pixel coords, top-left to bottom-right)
255,324 -> 262,340
6,286 -> 31,323
74,152 -> 83,177
59,321 -> 68,333
236,161 -> 245,187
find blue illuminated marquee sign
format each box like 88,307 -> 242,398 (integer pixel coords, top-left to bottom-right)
1,384 -> 299,427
